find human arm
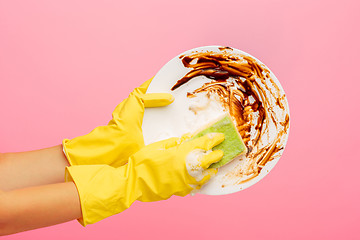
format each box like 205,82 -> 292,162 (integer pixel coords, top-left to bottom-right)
0,133 -> 224,235
0,145 -> 69,191
0,182 -> 81,236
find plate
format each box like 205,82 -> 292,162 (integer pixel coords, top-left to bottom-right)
142,46 -> 290,195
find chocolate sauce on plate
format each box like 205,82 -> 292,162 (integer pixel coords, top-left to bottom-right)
171,47 -> 289,183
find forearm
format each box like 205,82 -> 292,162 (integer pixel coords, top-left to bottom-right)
0,145 -> 69,191
0,182 -> 81,236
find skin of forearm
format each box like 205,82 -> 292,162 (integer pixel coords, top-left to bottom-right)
0,182 -> 81,236
0,145 -> 69,191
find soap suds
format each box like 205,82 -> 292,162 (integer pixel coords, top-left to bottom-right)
184,92 -> 227,134
185,148 -> 217,193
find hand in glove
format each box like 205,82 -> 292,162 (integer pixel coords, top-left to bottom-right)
62,78 -> 174,167
65,133 -> 225,226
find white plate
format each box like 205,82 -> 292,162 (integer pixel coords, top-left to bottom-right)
142,46 -> 290,195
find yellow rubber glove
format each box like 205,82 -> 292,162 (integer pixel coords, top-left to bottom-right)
65,132 -> 225,226
62,78 -> 174,167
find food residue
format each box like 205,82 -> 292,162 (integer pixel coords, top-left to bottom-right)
171,47 -> 290,184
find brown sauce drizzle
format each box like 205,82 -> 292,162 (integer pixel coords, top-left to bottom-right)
171,48 -> 290,183
218,46 -> 233,51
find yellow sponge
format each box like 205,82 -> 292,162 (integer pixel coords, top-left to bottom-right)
191,115 -> 246,168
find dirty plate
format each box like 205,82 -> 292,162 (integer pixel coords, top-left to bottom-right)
142,46 -> 290,195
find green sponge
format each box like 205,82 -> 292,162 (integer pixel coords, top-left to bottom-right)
191,114 -> 246,168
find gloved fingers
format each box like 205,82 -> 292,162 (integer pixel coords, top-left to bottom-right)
112,77 -> 154,116
200,150 -> 224,169
147,137 -> 180,150
140,93 -> 174,108
112,92 -> 173,122
196,168 -> 218,186
187,133 -> 225,151
178,133 -> 193,143
205,168 -> 219,176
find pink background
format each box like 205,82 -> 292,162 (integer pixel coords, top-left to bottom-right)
1,0 -> 359,239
